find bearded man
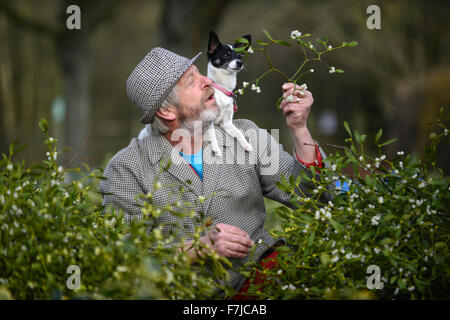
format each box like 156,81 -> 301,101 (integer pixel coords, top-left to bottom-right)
100,47 -> 333,296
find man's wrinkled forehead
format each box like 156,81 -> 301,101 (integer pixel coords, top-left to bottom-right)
178,65 -> 200,85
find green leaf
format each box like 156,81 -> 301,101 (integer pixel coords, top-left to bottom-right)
344,121 -> 352,137
38,118 -> 48,132
375,129 -> 383,145
256,40 -> 268,46
320,253 -> 330,266
379,138 -> 398,147
12,143 -> 28,155
360,134 -> 367,144
335,69 -> 344,73
347,41 -> 358,47
262,29 -> 274,41
300,215 -> 314,224
435,242 -> 445,249
276,40 -> 291,47
329,219 -> 343,232
9,141 -> 17,155
233,46 -> 247,53
289,175 -> 296,187
355,130 -> 362,144
361,230 -> 374,242
306,231 -> 315,246
235,37 -> 249,44
383,214 -> 396,222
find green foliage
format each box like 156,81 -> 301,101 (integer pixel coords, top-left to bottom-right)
240,111 -> 449,300
0,121 -> 234,299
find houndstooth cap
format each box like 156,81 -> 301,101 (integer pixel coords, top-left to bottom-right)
126,47 -> 202,124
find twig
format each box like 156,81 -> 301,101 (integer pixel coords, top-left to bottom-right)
64,137 -> 89,170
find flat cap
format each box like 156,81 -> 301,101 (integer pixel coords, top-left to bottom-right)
126,47 -> 202,124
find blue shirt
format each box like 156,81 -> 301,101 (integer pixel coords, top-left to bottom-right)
179,149 -> 203,180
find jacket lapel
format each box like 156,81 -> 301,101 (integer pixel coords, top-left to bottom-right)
202,126 -> 231,215
143,127 -> 229,206
144,132 -> 203,196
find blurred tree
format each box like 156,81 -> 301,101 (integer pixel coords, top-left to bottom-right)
159,0 -> 234,54
0,0 -> 123,164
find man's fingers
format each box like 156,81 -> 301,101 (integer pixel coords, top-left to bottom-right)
227,242 -> 252,254
216,223 -> 250,239
224,248 -> 246,259
282,104 -> 295,117
220,232 -> 254,247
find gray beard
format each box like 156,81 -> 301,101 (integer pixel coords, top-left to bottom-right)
179,108 -> 218,134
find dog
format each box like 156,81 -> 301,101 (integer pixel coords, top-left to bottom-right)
204,31 -> 253,157
138,31 -> 253,157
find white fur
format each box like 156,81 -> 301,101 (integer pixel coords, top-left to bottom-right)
204,62 -> 253,157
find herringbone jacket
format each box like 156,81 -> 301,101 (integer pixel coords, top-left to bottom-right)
100,118 -> 333,293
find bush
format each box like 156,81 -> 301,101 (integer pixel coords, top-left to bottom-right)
0,119 -> 233,299
1,109 -> 448,299
240,109 -> 449,299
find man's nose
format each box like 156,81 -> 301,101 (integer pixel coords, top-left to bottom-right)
202,76 -> 213,88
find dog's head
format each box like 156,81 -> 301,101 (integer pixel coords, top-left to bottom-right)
207,31 -> 251,73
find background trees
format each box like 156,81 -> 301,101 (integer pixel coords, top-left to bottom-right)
0,0 -> 448,172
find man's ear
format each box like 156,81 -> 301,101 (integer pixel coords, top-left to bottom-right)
208,31 -> 220,55
156,108 -> 176,121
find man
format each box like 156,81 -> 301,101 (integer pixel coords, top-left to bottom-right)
100,47 -> 333,295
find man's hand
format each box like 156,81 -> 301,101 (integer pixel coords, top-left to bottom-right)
200,223 -> 254,259
279,83 -> 317,163
279,83 -> 314,130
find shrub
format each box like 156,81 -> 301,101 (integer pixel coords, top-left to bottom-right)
0,119 -> 233,299
240,108 -> 449,299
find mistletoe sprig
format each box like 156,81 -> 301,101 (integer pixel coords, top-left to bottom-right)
233,28 -> 358,110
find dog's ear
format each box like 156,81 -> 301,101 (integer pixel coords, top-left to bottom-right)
242,34 -> 251,46
233,34 -> 252,49
208,31 -> 220,55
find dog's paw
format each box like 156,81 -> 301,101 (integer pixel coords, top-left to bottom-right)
211,144 -> 223,157
243,143 -> 253,152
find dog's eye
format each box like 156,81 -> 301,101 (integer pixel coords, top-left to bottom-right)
224,53 -> 230,58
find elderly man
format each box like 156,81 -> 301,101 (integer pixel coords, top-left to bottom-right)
100,47 -> 333,296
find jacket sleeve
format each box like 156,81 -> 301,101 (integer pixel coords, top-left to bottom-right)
100,148 -> 146,225
251,121 -> 335,209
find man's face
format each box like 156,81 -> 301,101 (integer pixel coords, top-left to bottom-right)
175,65 -> 219,132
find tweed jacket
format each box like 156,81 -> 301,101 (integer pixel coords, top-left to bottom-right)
100,118 -> 333,293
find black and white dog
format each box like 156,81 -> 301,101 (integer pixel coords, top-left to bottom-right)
138,31 -> 253,157
204,31 -> 253,156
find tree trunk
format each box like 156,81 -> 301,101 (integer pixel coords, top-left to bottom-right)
0,16 -> 16,154
57,29 -> 91,166
159,0 -> 234,55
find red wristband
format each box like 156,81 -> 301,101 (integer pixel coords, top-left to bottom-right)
296,143 -> 323,168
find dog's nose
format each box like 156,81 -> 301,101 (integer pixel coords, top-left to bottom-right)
236,60 -> 243,68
